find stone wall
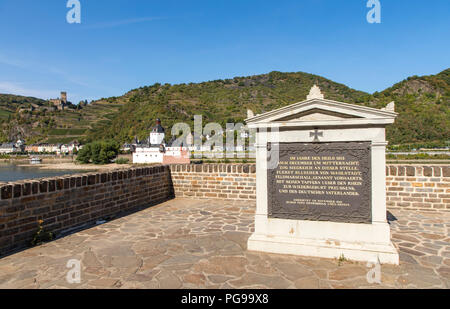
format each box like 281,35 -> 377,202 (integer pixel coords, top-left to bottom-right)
169,164 -> 256,200
1,163 -> 448,256
386,165 -> 449,212
0,166 -> 173,256
169,164 -> 449,212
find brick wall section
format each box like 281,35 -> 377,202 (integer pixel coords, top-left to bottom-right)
170,163 -> 449,212
386,165 -> 450,212
0,163 -> 448,256
0,166 -> 173,256
169,164 -> 256,200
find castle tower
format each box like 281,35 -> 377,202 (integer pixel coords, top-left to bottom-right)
60,92 -> 67,104
186,132 -> 194,147
150,119 -> 165,145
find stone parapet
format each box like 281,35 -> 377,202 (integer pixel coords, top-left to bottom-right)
0,166 -> 173,255
170,164 -> 256,200
385,165 -> 450,212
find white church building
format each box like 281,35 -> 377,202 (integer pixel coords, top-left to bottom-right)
132,119 -> 190,164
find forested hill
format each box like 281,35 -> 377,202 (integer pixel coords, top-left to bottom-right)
0,93 -> 125,144
379,69 -> 450,145
85,71 -> 372,143
0,94 -> 47,116
1,69 -> 449,146
85,69 -> 450,146
0,94 -> 48,142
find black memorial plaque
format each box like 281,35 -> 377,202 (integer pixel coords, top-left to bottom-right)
267,142 -> 372,224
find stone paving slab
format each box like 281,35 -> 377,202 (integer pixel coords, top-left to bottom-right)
0,198 -> 448,289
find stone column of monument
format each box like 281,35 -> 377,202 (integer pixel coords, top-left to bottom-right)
246,85 -> 399,265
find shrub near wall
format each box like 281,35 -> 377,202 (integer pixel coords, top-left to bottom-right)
0,166 -> 173,256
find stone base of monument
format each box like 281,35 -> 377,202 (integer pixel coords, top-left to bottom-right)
247,215 -> 399,265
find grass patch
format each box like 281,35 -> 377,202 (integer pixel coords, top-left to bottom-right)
48,129 -> 70,136
48,128 -> 87,136
115,158 -> 129,164
46,136 -> 81,144
66,128 -> 87,135
0,109 -> 12,119
387,153 -> 450,160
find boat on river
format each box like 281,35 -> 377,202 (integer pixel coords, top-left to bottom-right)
29,157 -> 42,164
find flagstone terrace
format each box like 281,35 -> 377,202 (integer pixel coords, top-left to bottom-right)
0,198 -> 449,289
0,163 -> 449,289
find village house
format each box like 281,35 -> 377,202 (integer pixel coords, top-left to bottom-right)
25,145 -> 40,153
22,142 -> 81,155
68,141 -> 80,153
37,145 -> 46,153
59,144 -> 70,154
57,142 -> 80,155
14,139 -> 25,152
0,143 -> 17,154
37,144 -> 56,153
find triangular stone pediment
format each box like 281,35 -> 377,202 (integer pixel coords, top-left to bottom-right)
277,108 -> 361,122
246,98 -> 397,128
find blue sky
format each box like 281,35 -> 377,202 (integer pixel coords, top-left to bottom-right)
0,0 -> 448,104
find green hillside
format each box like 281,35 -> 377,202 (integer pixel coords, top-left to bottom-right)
1,69 -> 449,147
380,69 -> 450,146
0,94 -> 126,144
86,69 -> 450,147
85,71 -> 371,143
0,94 -> 47,117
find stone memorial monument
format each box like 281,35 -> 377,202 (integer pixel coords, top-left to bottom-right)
246,85 -> 399,264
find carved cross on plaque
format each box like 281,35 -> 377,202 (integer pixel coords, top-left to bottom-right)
310,129 -> 323,142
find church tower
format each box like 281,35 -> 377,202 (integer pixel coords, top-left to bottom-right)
150,119 -> 165,145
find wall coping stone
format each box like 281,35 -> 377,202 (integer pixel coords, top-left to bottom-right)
0,166 -> 168,201
169,163 -> 257,174
1,163 -> 448,201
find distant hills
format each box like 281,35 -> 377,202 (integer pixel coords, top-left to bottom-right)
376,69 -> 449,147
0,93 -> 125,144
0,68 -> 449,147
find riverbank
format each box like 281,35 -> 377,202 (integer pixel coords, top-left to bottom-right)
0,161 -> 143,184
15,162 -> 133,171
0,157 -> 74,164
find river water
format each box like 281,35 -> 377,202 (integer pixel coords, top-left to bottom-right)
0,163 -> 80,183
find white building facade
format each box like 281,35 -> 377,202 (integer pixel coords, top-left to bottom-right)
133,119 -> 190,164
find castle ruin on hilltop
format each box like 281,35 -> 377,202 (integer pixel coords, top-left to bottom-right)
49,91 -> 68,111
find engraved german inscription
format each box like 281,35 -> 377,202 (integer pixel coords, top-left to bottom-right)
268,142 -> 372,223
